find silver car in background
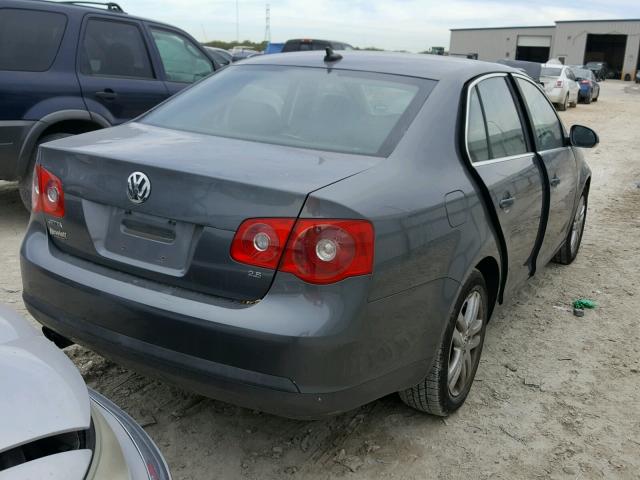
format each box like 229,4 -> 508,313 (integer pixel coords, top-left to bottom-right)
540,63 -> 580,111
0,305 -> 170,480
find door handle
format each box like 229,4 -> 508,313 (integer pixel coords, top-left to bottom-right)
499,195 -> 515,210
95,89 -> 117,100
550,176 -> 561,187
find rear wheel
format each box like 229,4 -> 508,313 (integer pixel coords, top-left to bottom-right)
553,193 -> 587,265
399,270 -> 487,416
584,91 -> 592,104
18,133 -> 72,211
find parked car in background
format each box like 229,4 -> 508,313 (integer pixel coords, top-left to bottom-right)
540,64 -> 580,111
230,48 -> 262,62
0,0 -> 218,210
0,305 -> 170,479
204,46 -> 232,66
21,51 -> 597,420
585,61 -> 608,81
282,38 -> 354,52
572,67 -> 600,103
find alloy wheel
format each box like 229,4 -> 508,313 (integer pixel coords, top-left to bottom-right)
448,290 -> 484,397
570,196 -> 586,255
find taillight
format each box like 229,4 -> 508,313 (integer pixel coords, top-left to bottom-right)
555,80 -> 563,88
230,218 -> 296,269
230,218 -> 374,284
280,220 -> 374,284
580,80 -> 590,84
32,164 -> 64,217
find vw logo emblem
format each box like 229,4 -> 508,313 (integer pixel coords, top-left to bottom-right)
127,172 -> 151,204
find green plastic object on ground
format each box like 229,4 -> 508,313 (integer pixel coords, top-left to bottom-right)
573,299 -> 597,309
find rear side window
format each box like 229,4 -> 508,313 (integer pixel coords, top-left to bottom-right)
475,77 -> 527,159
151,29 -> 213,83
0,9 -> 66,72
467,88 -> 489,162
80,19 -> 153,79
517,79 -> 565,151
141,65 -> 434,156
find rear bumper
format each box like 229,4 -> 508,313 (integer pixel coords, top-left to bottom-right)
545,88 -> 565,104
578,85 -> 592,97
22,223 -> 451,418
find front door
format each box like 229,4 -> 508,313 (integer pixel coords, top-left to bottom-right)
147,26 -> 214,96
515,77 -> 578,264
466,75 -> 544,293
77,17 -> 169,125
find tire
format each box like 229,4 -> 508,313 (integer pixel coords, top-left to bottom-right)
18,133 -> 73,211
399,270 -> 488,416
557,94 -> 569,111
553,193 -> 587,265
584,91 -> 592,104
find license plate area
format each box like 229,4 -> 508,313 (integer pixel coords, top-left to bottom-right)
102,209 -> 197,273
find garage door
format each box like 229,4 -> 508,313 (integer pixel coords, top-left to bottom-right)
517,36 -> 552,48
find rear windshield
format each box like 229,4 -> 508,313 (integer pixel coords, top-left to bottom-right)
0,9 -> 67,72
141,65 -> 434,156
574,69 -> 591,78
541,67 -> 562,77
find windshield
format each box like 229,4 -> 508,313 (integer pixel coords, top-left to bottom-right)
141,65 -> 434,156
541,67 -> 563,77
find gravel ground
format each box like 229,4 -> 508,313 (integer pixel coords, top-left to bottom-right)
1,80 -> 639,480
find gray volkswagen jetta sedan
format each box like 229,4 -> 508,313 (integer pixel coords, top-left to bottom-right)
20,51 -> 597,419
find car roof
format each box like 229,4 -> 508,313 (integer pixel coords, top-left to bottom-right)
239,50 -> 517,82
8,0 -> 179,29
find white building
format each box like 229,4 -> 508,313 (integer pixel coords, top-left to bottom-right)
450,19 -> 640,80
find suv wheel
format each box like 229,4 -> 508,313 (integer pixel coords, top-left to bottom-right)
19,133 -> 72,211
399,270 -> 488,416
553,193 -> 587,265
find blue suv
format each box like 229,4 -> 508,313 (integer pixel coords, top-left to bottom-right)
0,0 -> 218,208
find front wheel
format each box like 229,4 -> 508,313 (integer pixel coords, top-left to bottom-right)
399,270 -> 488,416
553,193 -> 587,265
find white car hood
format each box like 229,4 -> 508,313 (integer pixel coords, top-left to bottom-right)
0,305 -> 90,454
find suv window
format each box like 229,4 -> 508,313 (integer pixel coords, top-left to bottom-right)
517,79 -> 565,151
80,19 -> 153,78
476,77 -> 527,159
151,28 -> 213,83
0,9 -> 67,72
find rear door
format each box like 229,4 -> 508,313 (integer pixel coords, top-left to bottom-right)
77,16 -> 169,125
147,26 -> 214,96
515,76 -> 578,264
466,74 -> 544,293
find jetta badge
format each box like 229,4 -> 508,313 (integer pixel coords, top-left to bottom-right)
127,172 -> 151,204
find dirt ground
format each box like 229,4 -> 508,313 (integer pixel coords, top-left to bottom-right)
1,80 -> 639,480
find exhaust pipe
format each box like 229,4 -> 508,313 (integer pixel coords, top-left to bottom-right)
42,326 -> 74,349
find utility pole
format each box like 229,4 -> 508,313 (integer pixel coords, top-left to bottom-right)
264,3 -> 271,43
235,0 -> 239,43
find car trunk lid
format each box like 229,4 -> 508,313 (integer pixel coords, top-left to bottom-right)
37,123 -> 379,301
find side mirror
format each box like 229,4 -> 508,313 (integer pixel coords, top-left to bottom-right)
570,125 -> 599,148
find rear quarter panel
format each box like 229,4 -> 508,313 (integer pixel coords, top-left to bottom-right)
301,77 -> 502,376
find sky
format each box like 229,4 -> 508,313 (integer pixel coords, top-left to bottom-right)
125,0 -> 640,52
